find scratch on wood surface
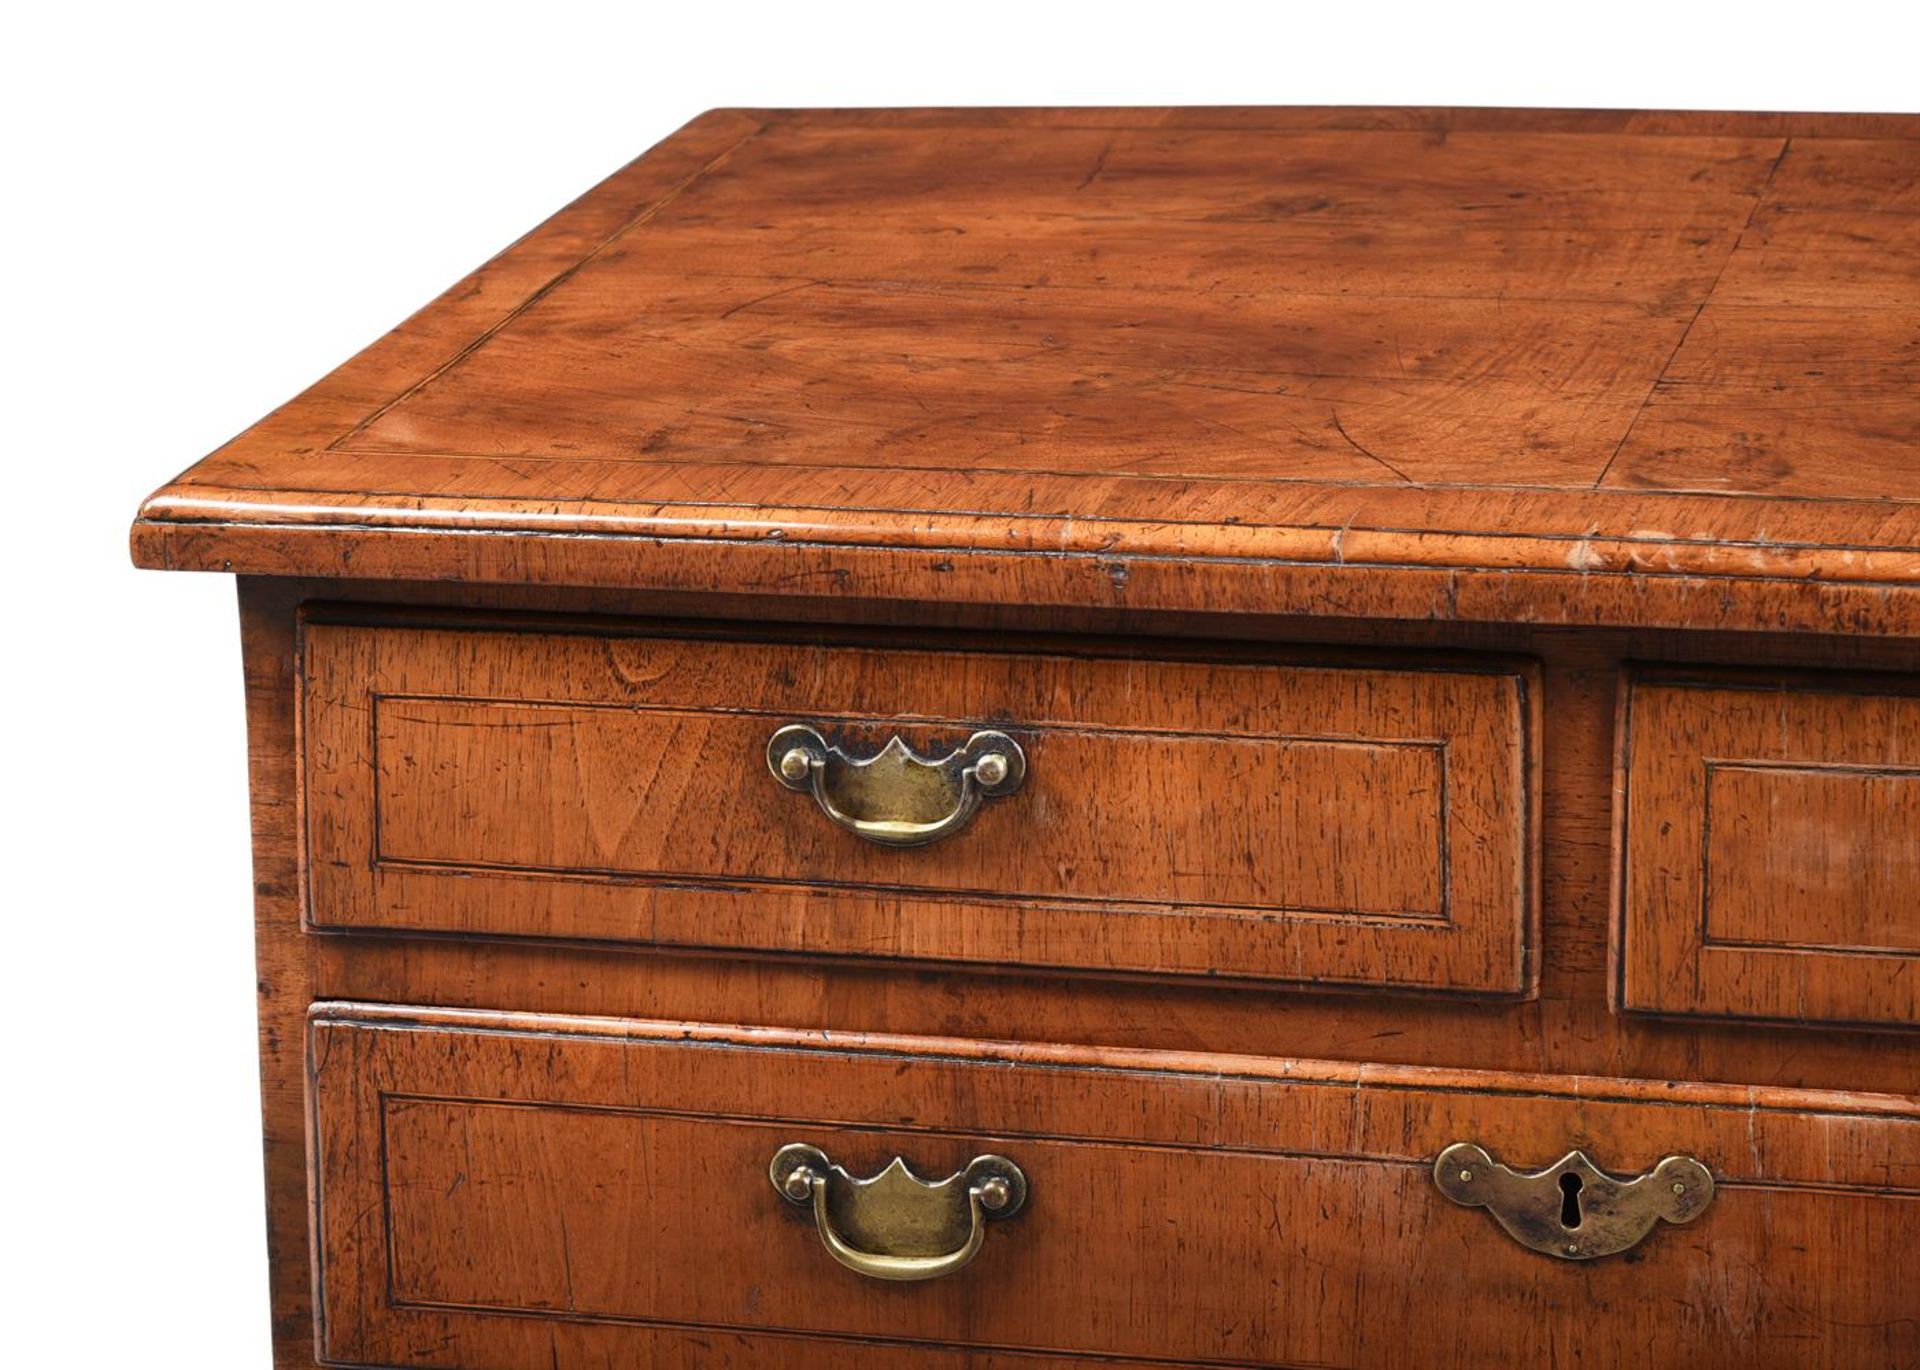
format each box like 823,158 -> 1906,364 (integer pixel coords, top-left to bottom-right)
1077,138 -> 1114,191
1591,136 -> 1795,490
1330,410 -> 1415,484
718,279 -> 825,320
1566,538 -> 1606,573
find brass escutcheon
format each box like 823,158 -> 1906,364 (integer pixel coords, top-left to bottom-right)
766,724 -> 1026,847
769,1143 -> 1027,1281
1434,1141 -> 1714,1260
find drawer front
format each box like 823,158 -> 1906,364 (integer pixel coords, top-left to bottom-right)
309,1006 -> 1919,1369
302,620 -> 1538,994
1616,669 -> 1920,1029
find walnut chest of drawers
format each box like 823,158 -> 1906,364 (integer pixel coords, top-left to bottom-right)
133,107 -> 1920,1369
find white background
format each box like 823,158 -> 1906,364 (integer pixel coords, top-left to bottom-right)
5,2 -> 1914,1362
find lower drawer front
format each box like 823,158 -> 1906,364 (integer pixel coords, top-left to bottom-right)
310,1007 -> 1918,1370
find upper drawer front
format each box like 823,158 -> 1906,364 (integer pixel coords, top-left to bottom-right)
1616,669 -> 1920,1029
303,620 -> 1538,994
309,1006 -> 1920,1370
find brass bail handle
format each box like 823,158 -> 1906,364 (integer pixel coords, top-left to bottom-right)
1434,1141 -> 1714,1260
769,1143 -> 1027,1282
767,724 -> 1027,847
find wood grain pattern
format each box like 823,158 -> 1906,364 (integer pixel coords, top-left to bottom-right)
1615,669 -> 1920,1029
230,580 -> 1920,1369
134,106 -> 1920,1365
268,582 -> 1920,1091
302,616 -> 1538,994
1705,767 -> 1918,953
235,580 -> 319,1367
310,1005 -> 1920,1370
131,108 -> 1920,637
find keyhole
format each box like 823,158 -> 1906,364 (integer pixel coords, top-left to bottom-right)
1558,1172 -> 1584,1229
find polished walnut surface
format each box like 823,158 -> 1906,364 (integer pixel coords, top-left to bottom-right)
302,615 -> 1537,993
311,1005 -> 1914,1368
130,110 -> 1918,1369
134,106 -> 1920,635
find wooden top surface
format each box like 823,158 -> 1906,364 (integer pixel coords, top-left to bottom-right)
133,107 -> 1920,634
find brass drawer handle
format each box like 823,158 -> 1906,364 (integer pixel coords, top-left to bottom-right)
1434,1142 -> 1714,1260
769,1143 -> 1026,1281
767,725 -> 1026,847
